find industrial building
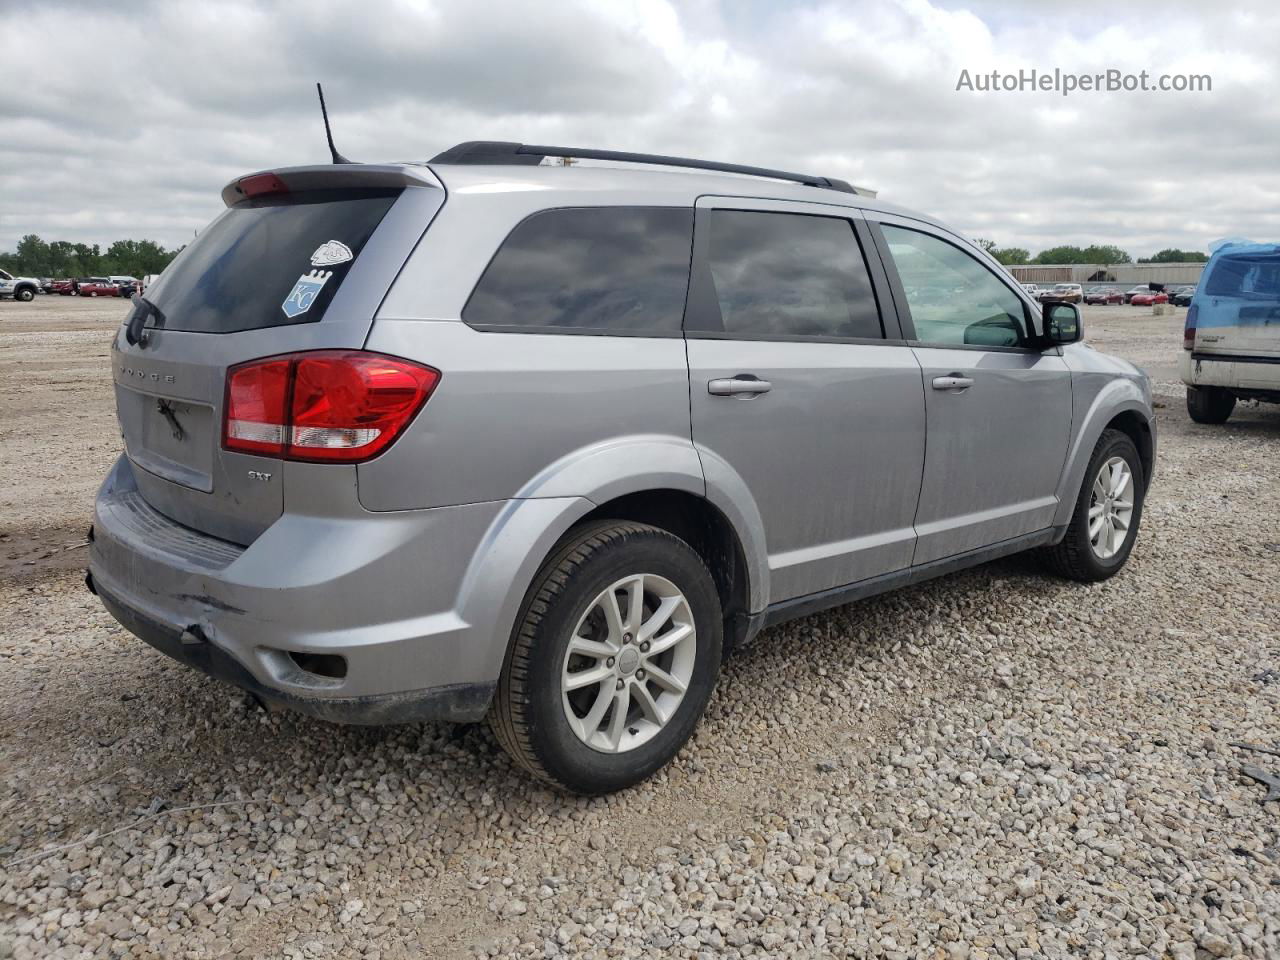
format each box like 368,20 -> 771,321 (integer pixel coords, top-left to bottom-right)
1007,262 -> 1206,285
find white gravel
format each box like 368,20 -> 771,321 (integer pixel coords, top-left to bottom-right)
1,297 -> 1278,959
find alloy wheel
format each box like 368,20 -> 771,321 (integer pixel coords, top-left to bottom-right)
1089,456 -> 1134,560
560,573 -> 696,753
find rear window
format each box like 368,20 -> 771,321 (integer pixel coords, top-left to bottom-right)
140,190 -> 398,334
463,207 -> 693,334
1203,255 -> 1280,299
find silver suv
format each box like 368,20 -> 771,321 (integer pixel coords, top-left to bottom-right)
89,143 -> 1156,794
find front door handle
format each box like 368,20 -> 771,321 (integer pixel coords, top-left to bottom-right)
708,376 -> 772,397
931,375 -> 974,391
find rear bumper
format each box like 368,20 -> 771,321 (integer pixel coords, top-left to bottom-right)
88,455 -> 510,723
92,578 -> 493,723
1180,351 -> 1280,391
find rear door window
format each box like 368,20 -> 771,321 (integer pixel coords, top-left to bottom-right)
692,209 -> 883,340
141,189 -> 399,334
463,207 -> 693,334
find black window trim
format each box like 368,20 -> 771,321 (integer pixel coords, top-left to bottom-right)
461,204 -> 695,339
683,203 -> 900,345
867,217 -> 1051,354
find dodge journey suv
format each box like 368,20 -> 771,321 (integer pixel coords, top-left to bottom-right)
89,142 -> 1156,794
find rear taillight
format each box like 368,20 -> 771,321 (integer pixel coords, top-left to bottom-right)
1183,303 -> 1198,351
223,351 -> 439,462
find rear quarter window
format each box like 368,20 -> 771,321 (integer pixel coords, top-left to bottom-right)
141,189 -> 399,334
462,207 -> 693,334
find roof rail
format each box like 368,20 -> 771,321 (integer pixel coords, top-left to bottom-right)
428,141 -> 865,195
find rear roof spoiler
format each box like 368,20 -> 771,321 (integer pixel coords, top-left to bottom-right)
220,164 -> 441,207
429,141 -> 875,197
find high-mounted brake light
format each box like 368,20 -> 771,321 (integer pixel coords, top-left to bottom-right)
1183,303 -> 1198,351
223,351 -> 439,462
236,173 -> 290,199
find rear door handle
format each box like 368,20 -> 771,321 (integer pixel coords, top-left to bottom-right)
931,375 -> 974,391
708,377 -> 772,397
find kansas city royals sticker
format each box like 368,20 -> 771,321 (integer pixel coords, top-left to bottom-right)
281,269 -> 332,318
310,240 -> 353,267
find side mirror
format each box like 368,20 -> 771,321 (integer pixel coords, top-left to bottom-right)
1043,301 -> 1083,346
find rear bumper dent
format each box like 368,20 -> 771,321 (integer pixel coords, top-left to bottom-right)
89,454 -> 510,720
94,578 -> 493,723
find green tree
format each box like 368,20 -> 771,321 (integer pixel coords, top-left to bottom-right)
1079,244 -> 1132,264
1138,248 -> 1208,263
1033,245 -> 1089,265
15,235 -> 51,275
990,246 -> 1029,265
0,237 -> 181,277
48,240 -> 77,277
973,239 -> 1029,265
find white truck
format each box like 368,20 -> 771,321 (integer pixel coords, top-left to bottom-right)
0,269 -> 40,302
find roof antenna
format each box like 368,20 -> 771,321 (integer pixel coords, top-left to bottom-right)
316,83 -> 352,164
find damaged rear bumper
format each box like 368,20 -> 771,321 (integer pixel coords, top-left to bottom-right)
89,576 -> 492,724
88,455 -> 504,724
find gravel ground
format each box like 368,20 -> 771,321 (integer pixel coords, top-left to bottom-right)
1,296 -> 1278,960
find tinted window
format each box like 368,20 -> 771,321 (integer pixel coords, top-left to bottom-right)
881,226 -> 1027,347
141,190 -> 399,334
699,210 -> 882,339
463,207 -> 692,333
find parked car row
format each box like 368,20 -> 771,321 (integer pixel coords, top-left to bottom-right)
44,276 -> 141,298
1020,282 -> 1197,308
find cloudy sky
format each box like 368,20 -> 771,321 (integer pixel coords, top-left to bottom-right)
2,0 -> 1277,258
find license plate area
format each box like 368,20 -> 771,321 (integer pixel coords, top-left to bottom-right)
117,386 -> 215,492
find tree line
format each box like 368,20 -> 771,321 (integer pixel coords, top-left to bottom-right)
0,234 -> 182,279
975,239 -> 1209,267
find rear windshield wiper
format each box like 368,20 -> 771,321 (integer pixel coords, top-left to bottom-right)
126,295 -> 165,348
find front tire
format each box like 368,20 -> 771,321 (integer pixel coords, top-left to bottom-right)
1186,386 -> 1235,424
15,287 -> 35,302
1041,429 -> 1145,582
489,521 -> 723,794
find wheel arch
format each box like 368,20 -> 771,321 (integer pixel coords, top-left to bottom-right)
576,489 -> 756,649
1052,379 -> 1155,528
456,433 -> 770,684
1106,409 -> 1154,490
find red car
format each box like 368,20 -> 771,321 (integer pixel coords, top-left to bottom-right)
1129,291 -> 1169,306
52,279 -> 79,295
77,278 -> 122,297
1084,287 -> 1124,305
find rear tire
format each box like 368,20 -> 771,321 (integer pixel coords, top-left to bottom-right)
489,521 -> 723,794
1041,429 -> 1145,582
1186,386 -> 1235,424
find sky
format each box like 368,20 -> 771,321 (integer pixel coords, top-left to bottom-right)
2,0 -> 1277,259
